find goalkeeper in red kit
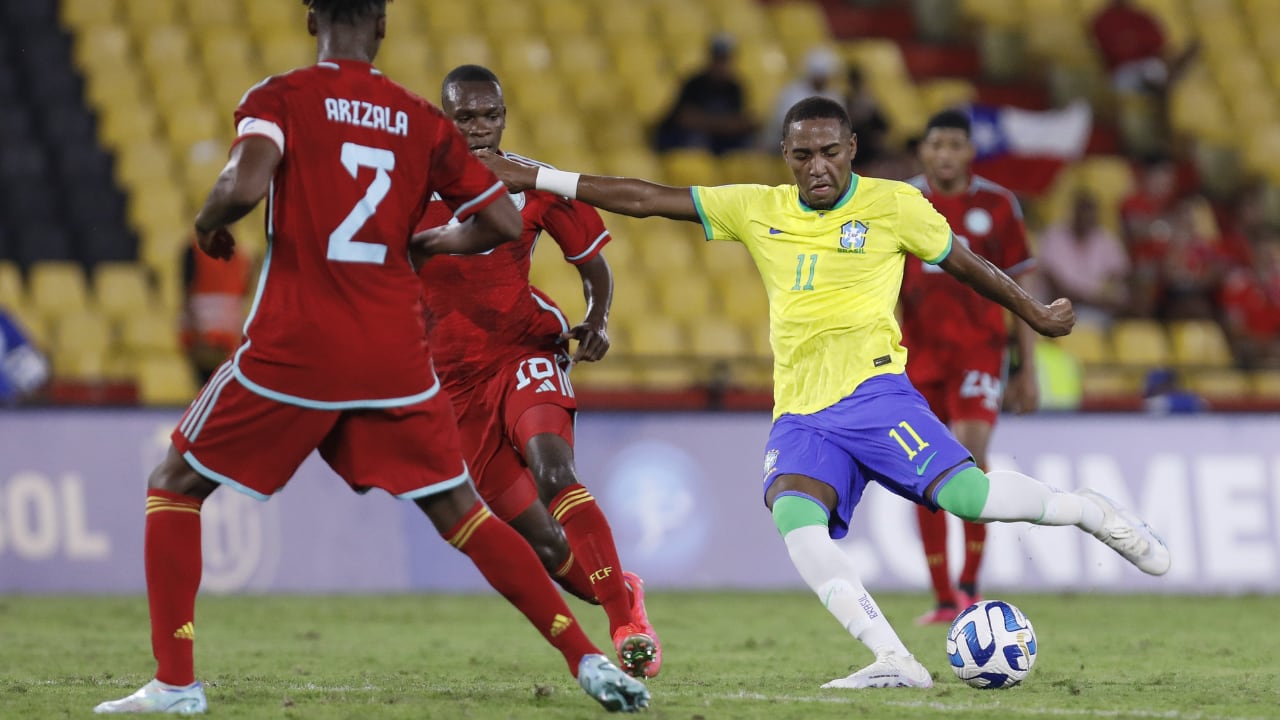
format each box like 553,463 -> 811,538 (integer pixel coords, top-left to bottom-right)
899,110 -> 1039,624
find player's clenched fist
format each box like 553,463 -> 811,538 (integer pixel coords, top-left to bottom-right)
563,320 -> 610,363
195,226 -> 236,261
1031,298 -> 1075,337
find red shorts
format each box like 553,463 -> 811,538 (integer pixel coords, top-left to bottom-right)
909,344 -> 1006,426
171,364 -> 469,500
448,353 -> 577,520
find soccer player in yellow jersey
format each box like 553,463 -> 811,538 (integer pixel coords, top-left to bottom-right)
478,97 -> 1171,689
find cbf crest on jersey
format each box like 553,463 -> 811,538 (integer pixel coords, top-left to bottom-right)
838,220 -> 868,254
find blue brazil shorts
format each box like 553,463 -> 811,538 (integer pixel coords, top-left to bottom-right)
762,372 -> 975,539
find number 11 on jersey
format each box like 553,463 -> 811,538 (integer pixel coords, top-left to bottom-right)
792,253 -> 817,291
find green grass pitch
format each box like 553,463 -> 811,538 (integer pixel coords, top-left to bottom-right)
3,591 -> 1277,719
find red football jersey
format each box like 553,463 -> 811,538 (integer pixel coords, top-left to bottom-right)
415,152 -> 610,392
899,175 -> 1034,379
230,60 -> 504,406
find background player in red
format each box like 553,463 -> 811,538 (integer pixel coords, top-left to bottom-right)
414,65 -> 661,679
900,110 -> 1039,625
94,1 -> 649,713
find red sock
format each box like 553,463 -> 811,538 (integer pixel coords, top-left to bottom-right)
145,489 -> 203,686
959,521 -> 987,592
550,552 -> 601,605
916,504 -> 956,607
548,484 -> 631,635
446,502 -> 599,676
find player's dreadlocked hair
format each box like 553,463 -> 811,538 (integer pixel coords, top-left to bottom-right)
781,96 -> 852,139
300,0 -> 388,24
442,65 -> 501,94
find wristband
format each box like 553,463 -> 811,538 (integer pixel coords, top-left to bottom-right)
535,167 -> 581,199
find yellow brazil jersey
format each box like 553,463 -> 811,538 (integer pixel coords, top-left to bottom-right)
691,175 -> 953,418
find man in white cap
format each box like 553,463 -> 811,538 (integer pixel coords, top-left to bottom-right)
764,47 -> 843,148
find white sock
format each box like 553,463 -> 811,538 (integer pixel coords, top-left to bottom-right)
782,525 -> 910,657
981,470 -> 1104,532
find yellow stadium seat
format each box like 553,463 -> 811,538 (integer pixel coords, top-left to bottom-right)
748,323 -> 772,357
661,149 -> 720,188
640,363 -> 702,390
151,69 -> 205,112
1251,370 -> 1280,399
713,274 -> 769,325
1080,367 -> 1141,398
62,0 -> 119,29
594,2 -> 655,39
183,0 -> 242,31
479,0 -> 540,38
136,355 -> 198,406
259,35 -> 313,73
52,310 -> 113,356
1110,320 -> 1171,368
688,317 -> 750,359
710,0 -> 771,39
198,31 -> 257,75
918,79 -> 977,115
0,261 -> 23,310
960,0 -> 1023,27
539,0 -> 592,37
720,150 -> 779,185
8,308 -> 50,351
164,104 -> 222,152
29,263 -> 89,322
117,140 -> 176,188
75,25 -> 132,74
245,1 -> 303,36
128,186 -> 189,243
436,35 -> 494,75
53,350 -> 110,382
1186,369 -> 1250,400
608,278 -> 655,321
628,315 -> 686,355
120,311 -> 181,356
94,263 -> 154,321
1078,157 -> 1136,206
1053,323 -> 1112,366
1168,320 -> 1234,368
655,273 -> 717,321
569,359 -> 643,391
600,149 -> 664,180
121,0 -> 180,34
139,26 -> 193,72
582,108 -> 643,148
422,1 -> 479,38
553,36 -> 610,75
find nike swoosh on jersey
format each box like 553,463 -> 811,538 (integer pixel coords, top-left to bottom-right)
769,227 -> 782,234
915,451 -> 938,476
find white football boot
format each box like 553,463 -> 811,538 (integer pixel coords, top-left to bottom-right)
1077,489 -> 1172,575
94,679 -> 207,714
821,652 -> 933,689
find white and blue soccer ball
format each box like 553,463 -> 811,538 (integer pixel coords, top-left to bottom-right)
946,600 -> 1037,689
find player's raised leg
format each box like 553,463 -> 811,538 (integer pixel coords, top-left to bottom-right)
932,467 -> 1171,575
949,419 -> 993,605
518,404 -> 662,679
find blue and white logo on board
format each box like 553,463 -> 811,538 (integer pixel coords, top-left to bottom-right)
839,220 -> 868,253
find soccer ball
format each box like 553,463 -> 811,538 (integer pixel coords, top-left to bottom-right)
945,600 -> 1037,689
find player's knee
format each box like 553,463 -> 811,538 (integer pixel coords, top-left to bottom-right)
148,446 -> 218,500
531,458 -> 579,499
935,466 -> 990,521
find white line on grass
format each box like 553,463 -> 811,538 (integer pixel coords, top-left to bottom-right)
713,691 -> 1265,720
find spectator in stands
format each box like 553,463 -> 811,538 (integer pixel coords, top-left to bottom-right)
1142,368 -> 1206,415
181,240 -> 251,385
0,307 -> 50,405
653,34 -> 757,155
1090,0 -> 1198,95
764,47 -> 842,149
1154,198 -> 1226,321
844,65 -> 889,172
1220,230 -> 1280,368
1037,191 -> 1130,327
1121,155 -> 1180,315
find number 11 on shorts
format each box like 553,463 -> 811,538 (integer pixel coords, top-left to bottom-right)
888,420 -> 930,460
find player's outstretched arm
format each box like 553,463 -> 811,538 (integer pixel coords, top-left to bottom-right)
410,193 -> 522,260
194,136 -> 281,260
939,240 -> 1075,337
475,150 -> 700,223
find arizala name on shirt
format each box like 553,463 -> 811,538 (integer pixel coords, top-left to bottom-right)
323,98 -> 408,136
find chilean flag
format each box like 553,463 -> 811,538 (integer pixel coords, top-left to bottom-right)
968,100 -> 1092,196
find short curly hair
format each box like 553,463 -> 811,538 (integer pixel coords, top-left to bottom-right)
300,0 -> 388,24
